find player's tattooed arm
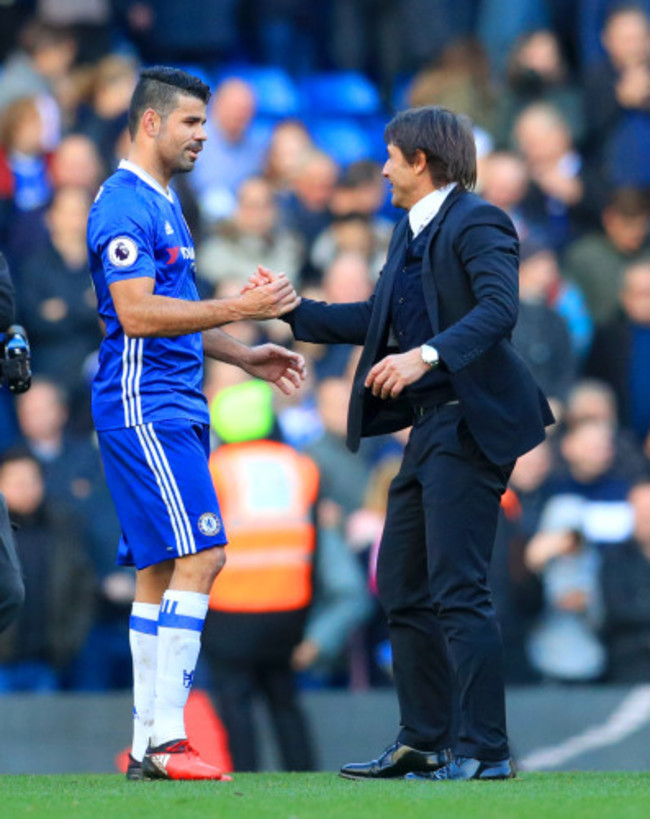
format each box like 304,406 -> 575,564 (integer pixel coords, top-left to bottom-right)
109,272 -> 301,337
203,329 -> 307,395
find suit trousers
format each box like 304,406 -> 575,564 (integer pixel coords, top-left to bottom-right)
376,403 -> 513,761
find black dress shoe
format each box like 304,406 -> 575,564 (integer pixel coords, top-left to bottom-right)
405,755 -> 515,781
339,742 -> 452,780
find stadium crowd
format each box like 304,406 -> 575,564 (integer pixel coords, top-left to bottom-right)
2,0 -> 650,712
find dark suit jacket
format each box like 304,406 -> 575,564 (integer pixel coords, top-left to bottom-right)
285,188 -> 553,465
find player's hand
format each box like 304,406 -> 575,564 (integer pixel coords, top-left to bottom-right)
238,270 -> 300,319
365,348 -> 429,399
243,342 -> 307,395
241,265 -> 277,294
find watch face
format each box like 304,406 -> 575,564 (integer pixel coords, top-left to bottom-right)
422,345 -> 438,365
422,344 -> 437,365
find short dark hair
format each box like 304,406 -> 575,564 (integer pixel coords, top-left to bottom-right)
338,160 -> 382,189
384,106 -> 477,190
605,187 -> 650,218
128,66 -> 211,138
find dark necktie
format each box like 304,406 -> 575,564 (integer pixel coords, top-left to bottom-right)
406,225 -> 414,246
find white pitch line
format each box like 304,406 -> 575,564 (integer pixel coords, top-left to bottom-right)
519,685 -> 650,770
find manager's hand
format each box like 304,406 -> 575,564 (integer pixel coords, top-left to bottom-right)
241,265 -> 300,304
237,272 -> 299,319
365,348 -> 430,399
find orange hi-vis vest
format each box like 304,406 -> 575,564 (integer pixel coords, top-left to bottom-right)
208,440 -> 319,614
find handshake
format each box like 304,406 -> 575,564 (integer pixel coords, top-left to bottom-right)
235,265 -> 301,321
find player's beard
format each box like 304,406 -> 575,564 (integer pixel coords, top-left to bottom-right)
173,144 -> 202,175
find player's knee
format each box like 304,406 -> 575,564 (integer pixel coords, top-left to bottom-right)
213,546 -> 227,575
174,546 -> 226,590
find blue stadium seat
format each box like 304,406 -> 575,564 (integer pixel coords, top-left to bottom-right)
300,72 -> 381,118
217,66 -> 301,118
364,116 -> 390,162
309,118 -> 373,166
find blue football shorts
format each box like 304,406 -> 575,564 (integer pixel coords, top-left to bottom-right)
97,420 -> 227,569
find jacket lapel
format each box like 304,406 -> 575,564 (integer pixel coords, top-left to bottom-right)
371,215 -> 410,333
423,185 -> 464,248
420,187 -> 465,334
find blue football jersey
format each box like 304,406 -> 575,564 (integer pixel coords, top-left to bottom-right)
87,160 -> 209,430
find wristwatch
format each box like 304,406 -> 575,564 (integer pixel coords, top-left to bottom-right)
420,344 -> 440,368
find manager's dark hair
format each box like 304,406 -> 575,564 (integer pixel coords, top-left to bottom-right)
384,106 -> 477,190
128,66 -> 211,138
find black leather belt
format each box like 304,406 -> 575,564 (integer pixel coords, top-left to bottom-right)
411,399 -> 459,418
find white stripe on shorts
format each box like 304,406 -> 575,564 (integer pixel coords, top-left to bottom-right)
141,423 -> 196,556
135,425 -> 190,557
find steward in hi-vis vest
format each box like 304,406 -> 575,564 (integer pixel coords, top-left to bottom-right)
208,439 -> 319,615
202,379 -> 370,772
201,380 -> 319,772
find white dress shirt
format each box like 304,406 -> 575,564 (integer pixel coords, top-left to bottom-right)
408,183 -> 457,239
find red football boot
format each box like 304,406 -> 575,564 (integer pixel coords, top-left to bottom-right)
142,739 -> 231,781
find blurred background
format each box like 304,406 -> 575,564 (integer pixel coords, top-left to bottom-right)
2,0 -> 650,774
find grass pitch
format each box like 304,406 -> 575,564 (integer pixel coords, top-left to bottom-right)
2,772 -> 649,819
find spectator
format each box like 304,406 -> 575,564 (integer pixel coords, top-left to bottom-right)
564,187 -> 650,325
74,55 -> 138,168
521,421 -> 633,683
0,448 -> 95,691
329,160 -> 388,221
513,239 -> 576,406
197,176 -> 304,289
513,102 -> 591,249
0,95 -> 53,256
311,214 -> 380,281
17,185 -> 102,405
346,453 -> 403,687
49,133 -> 104,193
278,149 -> 338,250
0,19 -> 76,115
407,39 -> 496,134
583,4 -> 650,188
15,378 -> 122,547
488,445 -> 555,682
14,377 -> 131,689
524,516 -> 606,682
189,77 -> 269,224
495,29 -> 585,149
517,239 -> 593,360
489,486 -> 545,683
308,253 -> 374,380
305,377 -> 371,520
476,0 -> 550,78
579,0 -> 650,68
543,420 -> 634,548
601,480 -> 650,681
312,160 -> 393,279
561,379 -> 648,484
584,260 -> 650,449
36,0 -> 113,64
509,440 -> 555,539
264,119 -> 313,195
479,150 -> 541,241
